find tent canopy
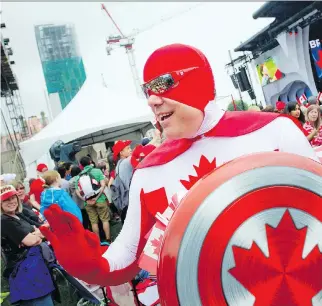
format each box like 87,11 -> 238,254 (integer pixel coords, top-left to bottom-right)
20,80 -> 154,166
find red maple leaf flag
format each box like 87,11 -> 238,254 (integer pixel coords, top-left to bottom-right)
138,220 -> 165,275
229,210 -> 322,306
138,204 -> 176,275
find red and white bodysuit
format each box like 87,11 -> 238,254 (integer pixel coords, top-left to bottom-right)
40,44 -> 320,306
104,102 -> 319,269
103,103 -> 319,305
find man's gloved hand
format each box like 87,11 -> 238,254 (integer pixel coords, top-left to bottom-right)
40,205 -> 110,285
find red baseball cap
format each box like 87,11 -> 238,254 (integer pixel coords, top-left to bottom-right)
0,185 -> 18,201
276,101 -> 286,111
36,163 -> 48,172
112,140 -> 132,161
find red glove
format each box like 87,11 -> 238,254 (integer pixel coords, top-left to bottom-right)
40,205 -> 139,286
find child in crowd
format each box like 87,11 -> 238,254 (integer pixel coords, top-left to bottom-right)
40,170 -> 83,223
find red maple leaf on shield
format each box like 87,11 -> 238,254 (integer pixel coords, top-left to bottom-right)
151,234 -> 163,256
229,210 -> 322,306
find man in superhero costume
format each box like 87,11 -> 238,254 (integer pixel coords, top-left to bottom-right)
40,44 -> 319,300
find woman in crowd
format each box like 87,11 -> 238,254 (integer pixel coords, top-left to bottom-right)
10,180 -> 44,227
284,101 -> 306,125
1,185 -> 55,306
40,170 -> 83,223
303,104 -> 322,147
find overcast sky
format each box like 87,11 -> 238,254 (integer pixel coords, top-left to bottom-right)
1,2 -> 272,119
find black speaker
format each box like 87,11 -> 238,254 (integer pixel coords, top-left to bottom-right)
49,140 -> 64,163
230,75 -> 239,89
59,141 -> 82,164
236,68 -> 251,92
248,89 -> 256,100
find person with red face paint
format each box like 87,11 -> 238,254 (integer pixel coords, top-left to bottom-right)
39,44 -> 320,304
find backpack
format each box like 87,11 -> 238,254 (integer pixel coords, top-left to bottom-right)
110,160 -> 130,212
78,169 -> 101,201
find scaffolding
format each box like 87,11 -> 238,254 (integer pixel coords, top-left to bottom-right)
2,91 -> 29,141
1,22 -> 27,180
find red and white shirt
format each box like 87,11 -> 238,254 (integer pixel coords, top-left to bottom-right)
303,121 -> 322,147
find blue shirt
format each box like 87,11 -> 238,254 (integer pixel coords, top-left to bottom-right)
40,187 -> 83,223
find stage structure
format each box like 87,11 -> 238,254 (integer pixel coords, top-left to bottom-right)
234,1 -> 322,108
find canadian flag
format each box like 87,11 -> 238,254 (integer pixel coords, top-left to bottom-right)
296,93 -> 307,105
138,220 -> 166,275
318,92 -> 322,103
138,195 -> 179,275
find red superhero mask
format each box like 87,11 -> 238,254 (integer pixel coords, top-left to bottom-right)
142,44 -> 215,112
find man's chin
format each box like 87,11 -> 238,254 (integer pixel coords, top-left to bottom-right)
163,128 -> 176,140
163,128 -> 184,140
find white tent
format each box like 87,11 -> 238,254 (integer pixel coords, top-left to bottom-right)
20,79 -> 154,169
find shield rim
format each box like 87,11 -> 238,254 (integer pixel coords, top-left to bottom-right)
157,152 -> 322,306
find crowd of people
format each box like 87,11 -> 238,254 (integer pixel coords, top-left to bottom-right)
261,95 -> 322,147
1,43 -> 321,306
1,94 -> 321,305
36,43 -> 321,306
0,130 -> 162,306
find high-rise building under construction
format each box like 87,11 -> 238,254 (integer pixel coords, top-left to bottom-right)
35,24 -> 86,109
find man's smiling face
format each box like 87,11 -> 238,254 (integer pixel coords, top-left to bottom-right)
148,95 -> 204,140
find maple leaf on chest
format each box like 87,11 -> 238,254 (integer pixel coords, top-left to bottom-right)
180,155 -> 217,190
229,210 -> 322,306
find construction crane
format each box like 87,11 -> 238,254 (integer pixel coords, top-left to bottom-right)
101,3 -> 204,98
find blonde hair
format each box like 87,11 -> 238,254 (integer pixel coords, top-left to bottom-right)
9,180 -> 24,190
42,170 -> 60,189
306,105 -> 321,130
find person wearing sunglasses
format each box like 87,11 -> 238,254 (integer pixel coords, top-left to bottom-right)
39,44 -> 320,305
10,180 -> 44,227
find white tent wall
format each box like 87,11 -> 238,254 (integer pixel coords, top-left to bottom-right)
20,79 -> 154,169
24,152 -> 56,181
74,122 -> 153,147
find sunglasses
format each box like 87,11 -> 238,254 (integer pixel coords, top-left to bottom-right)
17,187 -> 25,191
141,67 -> 199,99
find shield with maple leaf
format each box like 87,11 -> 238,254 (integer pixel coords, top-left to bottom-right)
157,152 -> 322,306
